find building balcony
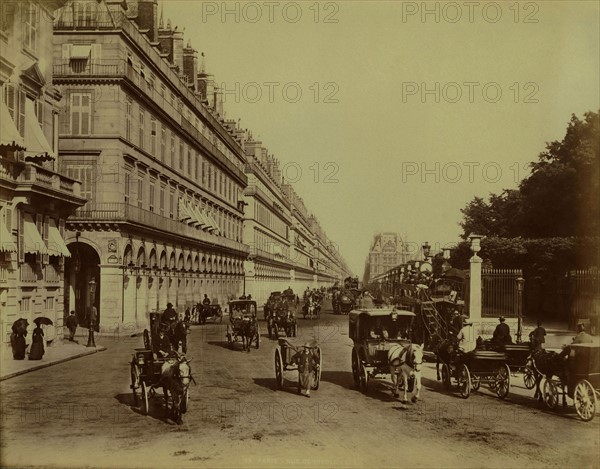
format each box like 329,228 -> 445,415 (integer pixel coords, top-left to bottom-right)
69,202 -> 249,255
0,264 -> 9,284
1,158 -> 83,200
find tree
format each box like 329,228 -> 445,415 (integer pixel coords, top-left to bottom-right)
459,110 -> 600,239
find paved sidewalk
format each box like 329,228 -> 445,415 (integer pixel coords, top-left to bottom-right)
0,337 -> 106,381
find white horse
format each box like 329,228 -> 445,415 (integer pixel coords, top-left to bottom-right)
388,343 -> 424,403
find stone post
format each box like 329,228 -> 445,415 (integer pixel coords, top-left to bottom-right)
468,234 -> 483,334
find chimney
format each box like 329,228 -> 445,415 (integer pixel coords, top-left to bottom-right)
136,0 -> 158,43
172,28 -> 184,73
196,53 -> 214,105
183,40 -> 198,91
158,20 -> 174,64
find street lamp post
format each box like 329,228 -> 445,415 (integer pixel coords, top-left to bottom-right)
516,276 -> 525,343
86,277 -> 97,348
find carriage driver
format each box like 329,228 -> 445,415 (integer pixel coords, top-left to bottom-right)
154,322 -> 173,359
161,302 -> 178,329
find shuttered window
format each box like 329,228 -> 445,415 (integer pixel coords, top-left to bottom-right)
70,92 -> 91,135
66,165 -> 94,203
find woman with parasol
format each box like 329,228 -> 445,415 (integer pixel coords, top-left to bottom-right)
28,317 -> 52,360
10,318 -> 29,359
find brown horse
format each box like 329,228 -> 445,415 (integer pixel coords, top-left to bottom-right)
169,320 -> 189,354
530,348 -> 568,404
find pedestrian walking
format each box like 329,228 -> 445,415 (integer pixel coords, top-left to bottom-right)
292,341 -> 320,398
66,310 -> 78,341
28,324 -> 44,360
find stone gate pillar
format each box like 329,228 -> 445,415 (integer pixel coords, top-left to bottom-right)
468,234 -> 483,334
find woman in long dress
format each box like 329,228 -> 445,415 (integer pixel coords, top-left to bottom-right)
28,325 -> 44,360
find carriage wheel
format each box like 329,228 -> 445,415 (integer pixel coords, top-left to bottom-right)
523,362 -> 537,390
471,376 -> 481,392
359,362 -> 369,393
312,347 -> 322,390
543,379 -> 559,410
441,364 -> 451,391
574,379 -> 596,422
495,364 -> 510,399
352,351 -> 360,388
140,380 -> 150,415
458,364 -> 471,399
130,361 -> 140,406
143,329 -> 151,350
275,349 -> 284,390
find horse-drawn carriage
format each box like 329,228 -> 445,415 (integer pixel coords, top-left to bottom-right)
143,312 -> 188,353
198,303 -> 223,324
333,289 -> 357,315
267,307 -> 297,339
478,340 -> 537,390
131,312 -> 193,424
274,337 -> 322,392
538,343 -> 600,421
302,294 -> 322,320
436,338 -> 511,399
226,300 -> 260,351
350,308 -> 424,402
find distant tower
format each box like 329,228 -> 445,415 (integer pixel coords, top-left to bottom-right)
363,232 -> 409,284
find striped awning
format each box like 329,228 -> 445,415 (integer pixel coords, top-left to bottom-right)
24,99 -> 55,161
47,219 -> 71,257
178,199 -> 193,223
0,101 -> 25,150
0,222 -> 17,253
23,214 -> 47,255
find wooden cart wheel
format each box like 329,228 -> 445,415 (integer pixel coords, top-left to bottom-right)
459,364 -> 471,399
312,346 -> 322,390
574,379 -> 597,422
130,361 -> 140,406
352,350 -> 360,388
523,361 -> 537,390
359,362 -> 369,393
275,348 -> 284,390
495,364 -> 510,399
441,364 -> 451,391
140,380 -> 150,415
143,329 -> 151,350
543,379 -> 559,410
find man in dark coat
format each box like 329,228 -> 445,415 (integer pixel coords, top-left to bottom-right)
292,342 -> 320,397
66,311 -> 78,341
529,320 -> 546,350
162,302 -> 178,326
492,316 -> 512,345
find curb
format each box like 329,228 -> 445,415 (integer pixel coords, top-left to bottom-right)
0,346 -> 107,382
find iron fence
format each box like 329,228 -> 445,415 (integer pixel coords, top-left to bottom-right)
481,269 -> 523,318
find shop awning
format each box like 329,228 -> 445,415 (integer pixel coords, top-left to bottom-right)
205,210 -> 220,234
0,222 -> 17,253
0,101 -> 25,150
23,214 -> 47,255
189,204 -> 207,228
24,99 -> 55,161
47,219 -> 71,257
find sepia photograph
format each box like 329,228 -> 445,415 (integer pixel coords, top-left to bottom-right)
0,0 -> 599,468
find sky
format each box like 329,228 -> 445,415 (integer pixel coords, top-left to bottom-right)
164,0 -> 600,275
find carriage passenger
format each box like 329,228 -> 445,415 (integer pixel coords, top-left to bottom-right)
529,320 -> 546,350
370,318 -> 389,340
154,323 -> 173,359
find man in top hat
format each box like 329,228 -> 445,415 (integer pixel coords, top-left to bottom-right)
292,341 -> 320,397
492,316 -> 512,346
